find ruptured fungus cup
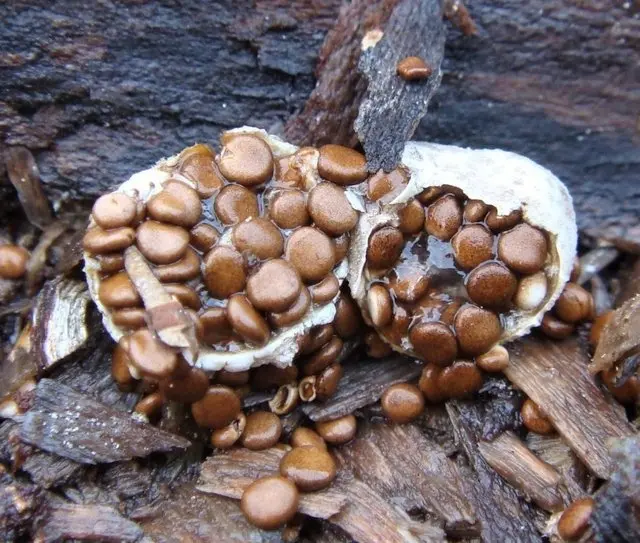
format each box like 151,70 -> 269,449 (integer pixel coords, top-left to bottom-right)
348,142 -> 576,368
85,127 -> 577,403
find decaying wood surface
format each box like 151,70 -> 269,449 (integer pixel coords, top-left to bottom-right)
590,436 -> 640,543
302,355 -> 422,421
478,430 -> 565,512
35,502 -> 143,543
505,337 -> 634,479
1,0 -> 638,250
20,379 -> 191,464
199,446 -> 446,543
0,1 -> 639,541
447,401 -> 543,543
336,420 -> 478,537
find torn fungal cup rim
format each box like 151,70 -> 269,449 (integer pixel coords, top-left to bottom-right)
84,127 -> 351,372
348,141 -> 577,346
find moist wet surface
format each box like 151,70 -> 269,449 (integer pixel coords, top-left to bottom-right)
365,187 -> 553,364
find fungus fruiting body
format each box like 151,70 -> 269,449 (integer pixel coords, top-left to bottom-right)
83,127 -> 576,400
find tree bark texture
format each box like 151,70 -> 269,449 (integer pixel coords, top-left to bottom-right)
1,0 -> 638,250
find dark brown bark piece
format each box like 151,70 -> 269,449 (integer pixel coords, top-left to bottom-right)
336,420 -> 478,537
285,0 -> 401,148
504,337 -> 634,478
35,503 -> 142,543
592,294 -> 640,374
198,447 -> 347,520
4,146 -> 53,229
139,483 -> 283,543
301,356 -> 422,422
591,436 -> 640,543
355,0 -> 445,171
478,430 -> 565,512
0,466 -> 45,541
20,379 -> 190,464
446,402 -> 543,543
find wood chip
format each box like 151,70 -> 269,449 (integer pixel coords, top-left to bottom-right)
198,447 -> 347,520
35,503 -> 142,542
139,483 -> 282,543
478,430 -> 565,512
330,479 -> 445,543
447,402 -> 543,542
20,379 -> 190,464
526,432 -> 592,501
30,278 -> 91,373
504,337 -> 634,478
284,0 -> 402,147
4,146 -> 54,230
336,420 -> 478,537
302,356 -> 422,422
577,246 -> 619,285
591,435 -> 640,542
355,0 -> 445,171
198,446 -> 445,542
24,221 -> 67,296
592,294 -> 640,374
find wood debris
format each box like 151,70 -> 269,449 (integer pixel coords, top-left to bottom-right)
447,401 -> 543,542
302,355 -> 422,422
592,294 -> 640,374
198,447 -> 347,520
590,436 -> 640,542
355,0 -> 445,171
198,446 -> 445,543
35,503 -> 142,543
336,420 -> 478,537
478,430 -> 565,512
20,379 -> 190,464
505,337 -> 634,478
4,146 -> 53,229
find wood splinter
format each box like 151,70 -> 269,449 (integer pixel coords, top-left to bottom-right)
124,245 -> 198,359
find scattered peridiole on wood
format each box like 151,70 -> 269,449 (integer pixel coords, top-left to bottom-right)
82,126 -> 577,381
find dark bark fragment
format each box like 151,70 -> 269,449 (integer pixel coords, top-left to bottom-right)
462,376 -> 524,440
0,465 -> 45,541
34,502 -> 142,543
504,337 -> 634,478
20,379 -> 190,464
284,0 -> 400,147
592,294 -> 640,374
591,436 -> 640,543
0,421 -> 83,489
4,146 -> 53,229
478,431 -> 565,512
301,355 -> 422,422
447,402 -> 543,543
336,420 -> 478,537
140,483 -> 283,543
355,0 -> 446,171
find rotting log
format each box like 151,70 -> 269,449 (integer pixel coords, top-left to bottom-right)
1,1 -> 638,251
